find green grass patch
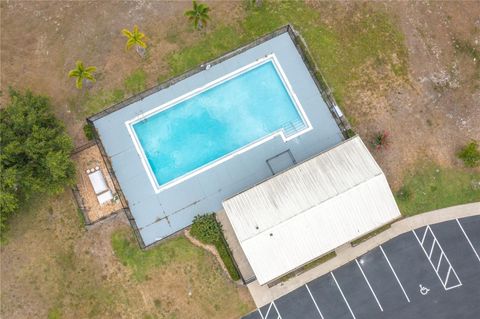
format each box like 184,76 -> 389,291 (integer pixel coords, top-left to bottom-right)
124,69 -> 147,95
47,307 -> 62,319
396,163 -> 480,216
83,89 -> 125,115
166,1 -> 407,106
111,230 -> 199,281
190,213 -> 241,281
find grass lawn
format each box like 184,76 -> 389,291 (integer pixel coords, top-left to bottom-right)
165,1 -> 407,106
395,163 -> 480,216
77,1 -> 407,118
0,193 -> 253,319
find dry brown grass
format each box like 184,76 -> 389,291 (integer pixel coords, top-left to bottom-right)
1,1 -> 479,318
0,193 -> 253,319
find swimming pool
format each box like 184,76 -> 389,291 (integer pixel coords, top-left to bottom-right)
126,54 -> 311,192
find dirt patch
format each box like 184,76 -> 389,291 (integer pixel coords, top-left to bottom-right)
0,0 -> 244,146
335,1 -> 480,187
1,1 -> 479,317
71,143 -> 123,222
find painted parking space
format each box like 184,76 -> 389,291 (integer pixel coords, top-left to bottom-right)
456,215 -> 480,262
332,260 -> 383,317
356,248 -> 411,311
241,217 -> 480,319
275,286 -> 322,319
306,274 -> 353,319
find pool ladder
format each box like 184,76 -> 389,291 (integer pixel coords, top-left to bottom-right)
282,119 -> 306,137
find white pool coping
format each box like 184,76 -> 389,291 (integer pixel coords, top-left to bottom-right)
125,54 -> 312,193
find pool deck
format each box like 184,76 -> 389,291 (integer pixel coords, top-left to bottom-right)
90,27 -> 345,247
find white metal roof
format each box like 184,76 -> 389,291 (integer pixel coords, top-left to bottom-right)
223,136 -> 401,284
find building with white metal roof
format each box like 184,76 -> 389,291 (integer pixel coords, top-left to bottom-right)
223,136 -> 401,285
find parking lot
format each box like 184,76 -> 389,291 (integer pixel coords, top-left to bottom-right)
242,215 -> 480,319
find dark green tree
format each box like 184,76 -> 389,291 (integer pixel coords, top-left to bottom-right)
0,89 -> 76,233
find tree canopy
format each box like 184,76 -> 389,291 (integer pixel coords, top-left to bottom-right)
122,25 -> 147,50
68,60 -> 97,89
0,89 -> 76,233
184,1 -> 210,30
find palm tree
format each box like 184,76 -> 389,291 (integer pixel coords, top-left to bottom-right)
122,25 -> 147,57
184,1 -> 210,30
68,61 -> 96,89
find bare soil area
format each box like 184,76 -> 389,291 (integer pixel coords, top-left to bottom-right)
1,1 -> 479,318
72,143 -> 123,223
341,1 -> 479,186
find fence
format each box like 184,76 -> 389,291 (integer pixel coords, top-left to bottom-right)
87,122 -> 146,249
285,25 -> 352,138
84,24 -> 352,257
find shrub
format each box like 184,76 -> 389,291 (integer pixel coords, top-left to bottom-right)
395,186 -> 411,201
457,141 -> 480,167
371,131 -> 389,151
190,213 -> 222,244
345,128 -> 356,138
190,213 -> 241,281
83,123 -> 96,140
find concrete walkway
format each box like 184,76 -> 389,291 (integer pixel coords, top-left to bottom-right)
247,202 -> 480,307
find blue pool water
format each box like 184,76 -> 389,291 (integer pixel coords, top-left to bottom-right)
132,60 -> 306,186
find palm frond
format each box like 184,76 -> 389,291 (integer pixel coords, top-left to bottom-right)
85,66 -> 97,73
122,29 -> 133,38
68,70 -> 79,78
84,73 -> 96,82
185,9 -> 195,17
126,38 -> 136,50
136,39 -> 147,48
76,77 -> 83,89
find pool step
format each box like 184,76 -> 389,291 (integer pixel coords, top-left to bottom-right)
282,119 -> 306,137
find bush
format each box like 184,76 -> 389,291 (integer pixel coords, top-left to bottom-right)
83,123 -> 95,140
371,131 -> 389,151
190,213 -> 222,244
457,141 -> 480,167
396,186 -> 411,201
190,213 -> 241,281
0,89 -> 75,233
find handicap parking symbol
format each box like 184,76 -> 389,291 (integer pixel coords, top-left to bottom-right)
419,284 -> 430,296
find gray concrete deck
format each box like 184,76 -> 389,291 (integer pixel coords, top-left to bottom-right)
92,30 -> 344,246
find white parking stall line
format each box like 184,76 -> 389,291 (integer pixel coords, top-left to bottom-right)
305,284 -> 325,319
272,301 -> 282,319
436,253 -> 444,271
331,272 -> 356,319
428,239 -> 436,258
456,219 -> 480,263
421,227 -> 428,245
355,259 -> 383,312
264,302 -> 273,319
258,308 -> 265,319
412,227 -> 462,290
379,245 -> 411,303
